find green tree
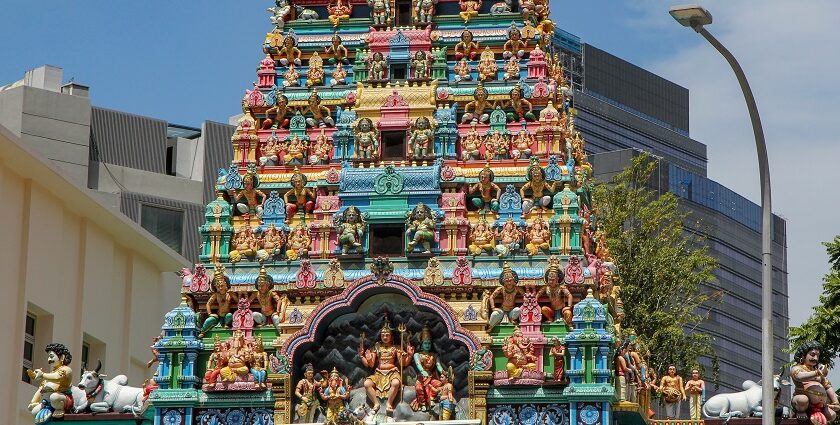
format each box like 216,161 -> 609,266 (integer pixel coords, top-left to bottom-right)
593,154 -> 720,382
788,235 -> 840,367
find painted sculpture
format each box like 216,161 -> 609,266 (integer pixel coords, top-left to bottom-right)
468,217 -> 496,256
302,91 -> 335,127
501,327 -> 538,379
406,202 -> 436,253
454,30 -> 479,60
294,364 -> 321,423
27,343 -> 75,422
358,317 -> 413,416
409,116 -> 435,159
659,365 -> 687,419
412,50 -> 430,80
415,0 -> 437,25
199,265 -> 235,337
336,206 -> 365,255
368,0 -> 391,26
353,117 -> 379,159
284,170 -> 316,217
486,263 -> 523,330
249,266 -> 284,331
478,47 -> 498,81
521,158 -> 556,215
685,368 -> 706,420
538,261 -> 573,329
469,165 -> 501,212
461,83 -> 494,124
411,327 -> 445,412
791,341 -> 839,425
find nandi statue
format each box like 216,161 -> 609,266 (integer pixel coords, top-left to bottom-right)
352,404 -> 395,424
702,374 -> 788,419
76,361 -> 148,416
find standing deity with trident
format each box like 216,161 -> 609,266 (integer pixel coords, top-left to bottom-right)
359,315 -> 414,417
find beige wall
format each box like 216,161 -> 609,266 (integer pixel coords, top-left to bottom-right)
0,125 -> 188,424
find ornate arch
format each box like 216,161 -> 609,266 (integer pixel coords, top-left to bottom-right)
281,274 -> 480,362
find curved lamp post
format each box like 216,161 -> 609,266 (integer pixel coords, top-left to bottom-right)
669,5 -> 774,424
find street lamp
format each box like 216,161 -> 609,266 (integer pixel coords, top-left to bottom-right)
669,4 -> 774,425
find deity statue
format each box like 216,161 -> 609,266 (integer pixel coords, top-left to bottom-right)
267,0 -> 292,30
220,331 -> 254,383
485,263 -> 523,330
503,23 -> 527,59
368,0 -> 391,26
406,203 -> 436,253
295,364 -> 322,423
284,135 -> 308,165
279,33 -> 302,66
249,266 -> 285,331
259,134 -> 280,166
502,328 -> 537,378
26,343 -> 74,422
415,0 -> 437,25
505,83 -> 535,122
309,129 -> 333,164
337,206 -> 365,255
409,116 -> 435,159
325,34 -> 349,65
483,130 -> 509,160
477,47 -> 498,81
538,262 -> 573,329
614,343 -> 630,402
359,317 -> 413,415
204,336 -> 228,384
327,0 -> 352,27
659,365 -> 686,419
321,367 -> 352,423
250,337 -> 269,389
525,216 -> 550,255
685,368 -> 705,420
503,56 -> 520,81
511,129 -> 534,159
230,224 -> 259,263
330,64 -> 348,87
520,161 -> 556,216
263,94 -> 290,130
368,51 -> 387,81
601,271 -> 624,334
353,117 -> 379,159
302,90 -> 335,127
461,83 -> 494,124
286,223 -> 312,261
257,223 -> 286,261
453,58 -> 473,83
436,368 -> 457,420
199,265 -> 235,337
285,170 -> 316,217
459,0 -> 481,22
235,168 -> 267,217
411,327 -> 445,412
791,341 -> 839,425
469,165 -> 501,212
283,64 -> 301,87
549,337 -> 566,382
495,217 -> 522,257
469,342 -> 493,371
459,122 -> 483,160
306,52 -> 325,87
412,50 -> 430,80
468,217 -> 496,256
454,30 -> 479,60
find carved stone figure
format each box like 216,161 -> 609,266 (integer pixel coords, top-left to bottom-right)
469,165 -> 501,212
468,217 -> 496,256
283,64 -> 301,87
459,0 -> 481,22
454,30 -> 479,60
368,0 -> 391,25
483,130 -> 509,160
368,51 -> 387,81
309,129 -> 333,164
791,341 -> 839,424
538,262 -> 573,329
478,47 -> 498,81
230,224 -> 259,263
503,23 -> 527,59
502,328 -> 537,378
505,83 -> 535,122
354,117 -> 379,159
325,34 -> 349,64
685,369 -> 705,420
260,134 -> 281,166
327,0 -> 352,27
454,58 -> 473,82
321,368 -> 352,423
330,64 -> 347,87
358,317 -> 412,416
461,83 -> 494,124
199,266 -> 236,337
549,337 -> 566,382
525,216 -> 550,255
279,32 -> 302,66
294,364 -> 321,423
235,167 -> 267,217
219,331 -> 254,383
511,129 -> 534,159
249,266 -> 284,331
302,90 -> 335,127
503,56 -> 521,81
486,263 -> 522,330
411,327 -> 445,412
437,368 -> 456,420
250,337 -> 269,389
406,203 -> 436,253
257,224 -> 286,262
460,122 -> 483,160
27,343 -> 75,422
409,116 -> 435,158
412,50 -> 430,80
267,0 -> 292,30
659,365 -> 686,419
415,0 -> 437,25
285,170 -> 316,217
337,206 -> 365,255
294,5 -> 320,20
286,223 -> 312,261
306,52 -> 324,87
495,217 -> 522,256
284,135 -> 308,165
520,160 -> 556,216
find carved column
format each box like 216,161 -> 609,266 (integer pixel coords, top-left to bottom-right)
468,370 -> 493,425
269,373 -> 292,425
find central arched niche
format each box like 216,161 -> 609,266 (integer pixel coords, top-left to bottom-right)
294,292 -> 471,397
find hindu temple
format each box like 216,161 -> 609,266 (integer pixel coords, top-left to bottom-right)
30,0 -> 654,424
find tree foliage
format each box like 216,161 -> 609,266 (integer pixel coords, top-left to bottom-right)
788,235 -> 840,367
593,154 -> 720,383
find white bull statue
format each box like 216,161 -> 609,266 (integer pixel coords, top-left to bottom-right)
703,374 -> 788,419
75,361 -> 148,416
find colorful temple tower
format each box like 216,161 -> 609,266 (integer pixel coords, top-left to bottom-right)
144,1 -> 648,424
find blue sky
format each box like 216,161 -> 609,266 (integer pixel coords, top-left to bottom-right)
3,1 -> 840,379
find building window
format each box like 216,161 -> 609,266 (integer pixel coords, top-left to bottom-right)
23,313 -> 35,383
380,131 -> 406,161
369,224 -> 405,256
81,342 -> 90,370
140,204 -> 184,253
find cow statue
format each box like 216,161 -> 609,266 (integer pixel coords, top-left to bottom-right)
75,361 -> 148,416
702,374 -> 788,419
351,405 -> 395,424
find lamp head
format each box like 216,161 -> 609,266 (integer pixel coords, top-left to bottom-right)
669,4 -> 713,28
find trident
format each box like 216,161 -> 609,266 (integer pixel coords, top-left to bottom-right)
398,322 -> 408,403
